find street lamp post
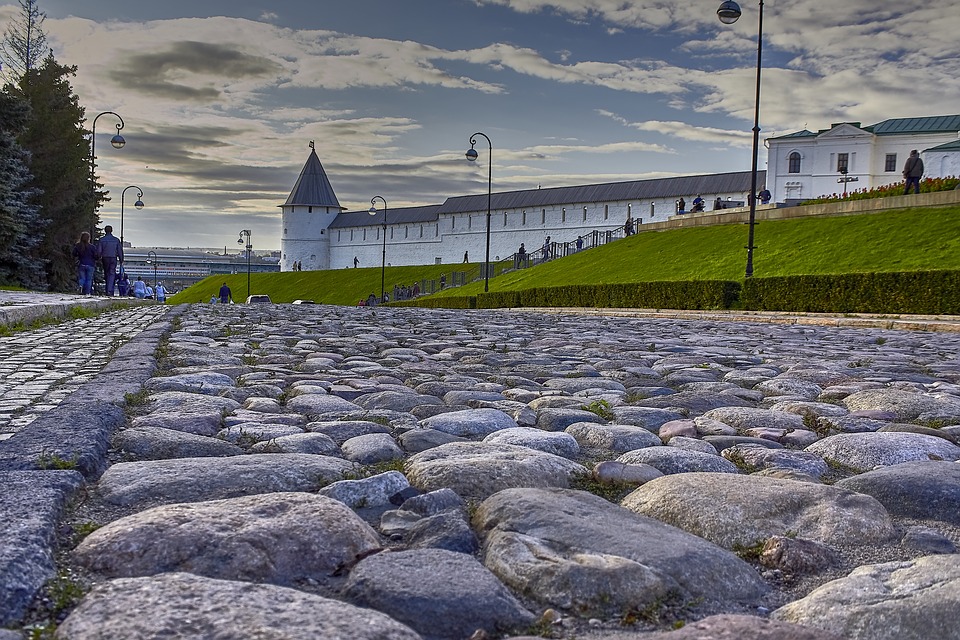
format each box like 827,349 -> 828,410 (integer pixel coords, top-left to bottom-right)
89,111 -> 126,236
368,196 -> 387,303
237,230 -> 252,300
146,250 -> 158,288
120,185 -> 144,247
718,0 -> 762,278
465,133 -> 493,292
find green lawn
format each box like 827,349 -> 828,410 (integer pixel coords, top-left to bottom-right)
170,205 -> 960,306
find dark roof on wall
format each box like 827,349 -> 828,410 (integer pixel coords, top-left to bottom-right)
435,170 -> 764,215
282,148 -> 343,209
329,204 -> 443,229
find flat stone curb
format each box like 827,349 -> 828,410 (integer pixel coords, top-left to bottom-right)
0,294 -> 156,328
0,469 -> 85,627
521,307 -> 960,333
0,304 -> 184,626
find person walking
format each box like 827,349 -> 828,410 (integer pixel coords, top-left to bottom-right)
155,281 -> 167,303
758,186 -> 772,205
132,276 -> 147,299
97,225 -> 123,296
353,256 -> 359,268
576,236 -> 583,252
903,150 -> 924,195
219,282 -> 232,304
677,197 -> 686,214
72,232 -> 98,295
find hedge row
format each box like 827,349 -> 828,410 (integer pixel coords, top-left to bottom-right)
398,270 -> 960,315
390,296 -> 477,309
741,270 -> 960,315
478,281 -> 739,310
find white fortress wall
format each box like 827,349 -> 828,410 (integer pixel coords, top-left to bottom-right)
329,192 -> 750,268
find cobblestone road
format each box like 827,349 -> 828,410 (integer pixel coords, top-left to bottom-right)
0,305 -> 169,436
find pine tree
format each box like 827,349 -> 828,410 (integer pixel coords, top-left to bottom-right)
0,0 -> 48,82
0,87 -> 46,288
15,53 -> 99,291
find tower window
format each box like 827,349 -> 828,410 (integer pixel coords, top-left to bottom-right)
885,153 -> 897,172
837,153 -> 849,173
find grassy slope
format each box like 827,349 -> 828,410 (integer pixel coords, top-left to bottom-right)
170,205 -> 960,306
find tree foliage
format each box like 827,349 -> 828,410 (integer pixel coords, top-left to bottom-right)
14,53 -> 98,291
0,0 -> 48,82
0,87 -> 46,288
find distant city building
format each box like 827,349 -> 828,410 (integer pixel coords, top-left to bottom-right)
767,114 -> 960,203
279,144 -> 764,271
121,248 -> 279,291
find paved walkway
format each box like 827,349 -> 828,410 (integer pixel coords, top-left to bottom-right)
0,294 -> 168,437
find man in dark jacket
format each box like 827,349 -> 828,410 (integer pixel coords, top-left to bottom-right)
98,225 -> 124,296
903,150 -> 924,195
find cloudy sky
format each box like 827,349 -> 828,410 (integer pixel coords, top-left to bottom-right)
3,0 -> 958,250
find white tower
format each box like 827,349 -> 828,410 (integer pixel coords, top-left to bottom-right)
279,142 -> 344,271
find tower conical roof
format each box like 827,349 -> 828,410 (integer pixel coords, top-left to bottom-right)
283,145 -> 343,209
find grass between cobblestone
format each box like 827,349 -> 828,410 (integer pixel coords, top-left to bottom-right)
170,204 -> 960,307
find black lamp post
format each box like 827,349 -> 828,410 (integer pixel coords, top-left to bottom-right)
89,111 -> 126,236
368,196 -> 387,303
237,230 -> 252,300
146,250 -> 158,288
465,132 -> 492,292
120,185 -> 144,247
718,0 -> 762,278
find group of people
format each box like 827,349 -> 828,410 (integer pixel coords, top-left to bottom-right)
72,225 -> 167,301
291,260 -> 304,271
71,225 -> 124,296
393,282 -> 421,301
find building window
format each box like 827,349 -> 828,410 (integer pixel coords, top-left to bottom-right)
468,216 -> 472,230
522,210 -> 526,225
390,228 -> 394,239
350,230 -> 354,241
885,153 -> 897,172
541,209 -> 546,224
363,229 -> 366,240
837,153 -> 849,173
503,212 -> 507,226
582,207 -> 587,222
404,227 -> 408,239
337,230 -> 341,241
284,228 -> 287,235
788,151 -> 801,173
435,224 -> 439,237
308,206 -> 313,213
452,217 -> 455,229
420,225 -> 424,238
604,205 -> 608,220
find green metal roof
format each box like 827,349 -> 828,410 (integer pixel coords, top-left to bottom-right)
869,115 -> 960,135
769,129 -> 817,140
927,139 -> 960,151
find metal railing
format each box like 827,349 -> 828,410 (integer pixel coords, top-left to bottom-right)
388,220 -> 640,300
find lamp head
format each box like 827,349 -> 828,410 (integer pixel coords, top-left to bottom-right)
717,0 -> 741,24
465,147 -> 479,162
237,237 -> 244,245
368,206 -> 378,216
135,199 -> 144,210
110,134 -> 126,149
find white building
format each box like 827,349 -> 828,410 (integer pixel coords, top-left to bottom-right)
767,114 -> 960,203
279,143 -> 763,271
